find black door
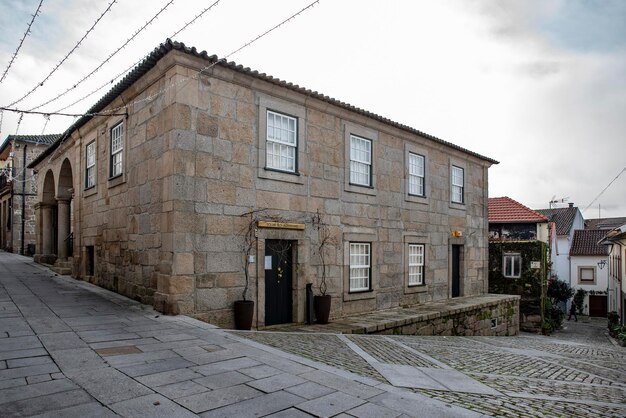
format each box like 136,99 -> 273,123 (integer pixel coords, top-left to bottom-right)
265,240 -> 293,326
451,245 -> 461,298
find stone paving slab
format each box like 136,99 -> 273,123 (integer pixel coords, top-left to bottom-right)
2,252 -> 625,417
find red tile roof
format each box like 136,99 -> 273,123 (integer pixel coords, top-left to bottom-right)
569,229 -> 609,256
488,197 -> 549,224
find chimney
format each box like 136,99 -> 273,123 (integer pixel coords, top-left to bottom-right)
568,203 -> 574,208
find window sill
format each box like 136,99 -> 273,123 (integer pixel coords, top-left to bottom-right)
258,167 -> 304,185
345,182 -> 376,196
343,289 -> 376,302
83,186 -> 97,198
406,194 -> 429,205
405,284 -> 428,294
108,174 -> 125,188
449,201 -> 466,211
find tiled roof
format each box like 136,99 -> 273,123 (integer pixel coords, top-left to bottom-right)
488,197 -> 548,223
536,207 -> 578,236
585,217 -> 626,230
31,39 -> 499,168
0,134 -> 60,154
569,229 -> 609,256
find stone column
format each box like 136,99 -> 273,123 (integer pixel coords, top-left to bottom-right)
56,198 -> 71,260
41,204 -> 54,256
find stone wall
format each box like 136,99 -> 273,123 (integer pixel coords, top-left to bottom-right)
366,296 -> 520,337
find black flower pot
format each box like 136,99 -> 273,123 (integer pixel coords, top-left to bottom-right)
234,300 -> 254,330
313,295 -> 331,324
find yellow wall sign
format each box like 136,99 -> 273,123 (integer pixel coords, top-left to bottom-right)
257,221 -> 305,230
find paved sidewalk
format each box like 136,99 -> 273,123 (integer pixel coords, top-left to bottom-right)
0,252 -> 480,417
2,251 -> 625,417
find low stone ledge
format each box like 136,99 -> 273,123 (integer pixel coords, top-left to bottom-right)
272,294 -> 520,336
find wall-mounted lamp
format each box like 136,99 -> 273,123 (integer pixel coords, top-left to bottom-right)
597,260 -> 607,270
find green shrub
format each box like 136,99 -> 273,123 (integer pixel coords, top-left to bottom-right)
608,311 -> 620,330
573,288 -> 587,314
542,300 -> 565,334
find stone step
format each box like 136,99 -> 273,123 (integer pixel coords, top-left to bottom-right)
51,266 -> 72,276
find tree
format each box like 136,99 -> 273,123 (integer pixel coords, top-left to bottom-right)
311,209 -> 335,296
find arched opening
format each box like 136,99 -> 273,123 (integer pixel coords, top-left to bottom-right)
38,170 -> 57,263
56,159 -> 74,261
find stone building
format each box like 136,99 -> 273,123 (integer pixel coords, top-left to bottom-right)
0,134 -> 58,254
30,40 -> 499,328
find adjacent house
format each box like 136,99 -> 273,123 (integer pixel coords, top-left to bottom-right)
536,204 -> 585,286
29,40 -> 503,329
488,197 -> 549,331
569,229 -> 609,317
600,224 -> 626,324
0,134 -> 58,254
585,217 -> 626,231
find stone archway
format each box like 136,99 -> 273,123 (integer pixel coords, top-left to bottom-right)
35,170 -> 57,264
56,159 -> 73,261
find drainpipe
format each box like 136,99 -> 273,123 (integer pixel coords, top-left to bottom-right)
20,144 -> 26,255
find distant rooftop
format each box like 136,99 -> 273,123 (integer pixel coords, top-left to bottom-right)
585,217 -> 626,230
488,197 -> 548,224
0,134 -> 61,155
569,229 -> 608,256
536,206 -> 579,236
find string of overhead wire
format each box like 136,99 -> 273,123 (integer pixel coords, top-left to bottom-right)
583,166 -> 626,213
6,0 -> 118,109
51,0 -> 222,114
41,0 -> 319,165
7,0 -> 319,121
29,0 -> 181,112
104,0 -> 320,115
0,106 -> 126,118
0,0 -> 44,84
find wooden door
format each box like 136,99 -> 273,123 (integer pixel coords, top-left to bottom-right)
264,240 -> 293,326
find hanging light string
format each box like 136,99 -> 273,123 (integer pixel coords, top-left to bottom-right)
41,0 -> 319,166
0,0 -> 45,84
15,113 -> 24,135
29,0 -> 183,112
0,106 -> 126,118
40,114 -> 51,135
6,0 -> 319,122
52,0 -> 222,114
6,0 -> 118,109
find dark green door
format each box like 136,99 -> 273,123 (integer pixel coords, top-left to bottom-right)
452,245 -> 461,298
265,240 -> 293,326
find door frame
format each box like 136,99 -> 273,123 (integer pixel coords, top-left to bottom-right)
255,228 -> 309,328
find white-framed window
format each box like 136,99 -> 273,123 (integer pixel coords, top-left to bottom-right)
85,141 -> 96,188
408,244 -> 425,286
579,266 -> 596,283
451,165 -> 464,203
408,153 -> 425,196
110,122 -> 124,177
350,135 -> 372,186
503,253 -> 521,278
350,242 -> 371,292
266,110 -> 297,172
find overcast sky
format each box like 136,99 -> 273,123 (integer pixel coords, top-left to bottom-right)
1,0 -> 624,218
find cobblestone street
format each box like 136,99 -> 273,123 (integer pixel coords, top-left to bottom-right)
235,319 -> 626,417
1,251 -> 625,417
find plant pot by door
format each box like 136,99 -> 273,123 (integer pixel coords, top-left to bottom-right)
313,295 -> 331,324
234,300 -> 254,330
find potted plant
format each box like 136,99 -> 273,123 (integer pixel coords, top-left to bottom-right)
234,210 -> 259,330
312,210 -> 334,324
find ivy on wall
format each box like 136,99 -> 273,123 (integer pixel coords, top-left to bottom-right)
489,241 -> 548,319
